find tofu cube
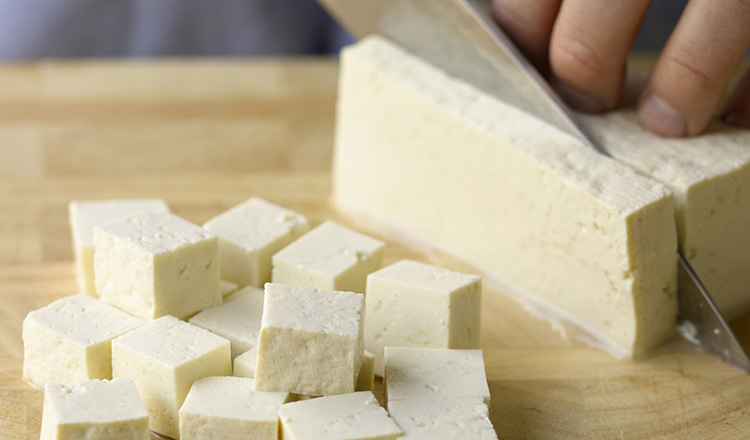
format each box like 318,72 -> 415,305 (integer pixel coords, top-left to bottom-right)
233,347 -> 258,379
384,347 -> 490,406
254,283 -> 364,396
41,378 -> 148,440
112,316 -> 231,438
179,376 -> 292,440
189,286 -> 265,359
23,294 -> 143,388
356,351 -> 376,392
94,211 -> 221,320
68,199 -> 169,296
388,397 -> 497,440
366,260 -> 481,375
279,391 -> 402,440
220,280 -> 239,297
272,221 -> 384,293
204,197 -> 309,288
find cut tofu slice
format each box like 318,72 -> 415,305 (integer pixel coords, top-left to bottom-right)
365,260 -> 481,376
23,294 -> 143,388
579,109 -> 750,317
204,197 -> 309,288
94,211 -> 221,320
179,376 -> 292,440
333,35 -> 678,358
254,283 -> 364,396
220,280 -> 239,297
234,347 -> 258,379
68,199 -> 169,295
111,315 -> 231,438
388,397 -> 497,440
189,286 -> 264,359
272,220 -> 385,294
384,347 -> 491,407
279,391 -> 402,440
356,350 -> 376,392
41,378 -> 148,440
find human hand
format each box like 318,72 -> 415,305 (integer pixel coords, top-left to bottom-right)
492,0 -> 750,137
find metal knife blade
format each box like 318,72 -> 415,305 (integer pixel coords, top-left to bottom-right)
319,0 -> 750,372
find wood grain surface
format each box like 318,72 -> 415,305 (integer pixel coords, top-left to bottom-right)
1,57 -> 750,440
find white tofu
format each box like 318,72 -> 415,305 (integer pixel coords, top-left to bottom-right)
279,391 -> 402,440
220,280 -> 239,297
23,294 -> 143,388
272,220 -> 384,293
333,36 -> 677,358
233,347 -> 258,379
365,260 -> 481,375
111,315 -> 231,438
234,349 -> 319,401
356,350 -> 376,392
68,199 -> 169,296
384,347 -> 490,406
388,397 -> 497,440
204,197 -> 309,288
179,376 -> 292,440
41,378 -> 148,440
254,283 -> 364,396
189,286 -> 264,359
94,211 -> 221,320
579,110 -> 750,317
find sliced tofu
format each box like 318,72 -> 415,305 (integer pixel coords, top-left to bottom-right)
189,286 -> 265,359
279,391 -> 402,440
41,378 -> 148,440
388,397 -> 497,440
68,199 -> 169,295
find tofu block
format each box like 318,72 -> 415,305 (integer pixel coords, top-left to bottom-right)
179,376 -> 292,440
356,350 -> 376,392
384,347 -> 490,406
94,211 -> 221,320
334,36 -> 677,358
189,286 -> 264,359
279,391 -> 402,440
366,260 -> 481,375
220,280 -> 239,297
272,220 -> 384,293
112,315 -> 231,438
254,283 -> 364,396
204,197 -> 309,287
233,347 -> 258,379
41,378 -> 148,440
68,199 -> 169,296
23,294 -> 143,388
388,397 -> 497,440
579,109 -> 750,317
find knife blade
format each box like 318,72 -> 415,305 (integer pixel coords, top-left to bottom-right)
319,0 -> 750,372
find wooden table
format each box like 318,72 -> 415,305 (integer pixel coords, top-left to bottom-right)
1,57 -> 750,439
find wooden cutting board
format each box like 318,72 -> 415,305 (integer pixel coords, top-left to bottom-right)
1,57 -> 750,440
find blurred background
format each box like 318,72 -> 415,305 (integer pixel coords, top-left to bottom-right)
0,0 -> 687,59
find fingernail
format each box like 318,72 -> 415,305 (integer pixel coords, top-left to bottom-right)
638,95 -> 687,137
721,112 -> 750,129
556,82 -> 605,113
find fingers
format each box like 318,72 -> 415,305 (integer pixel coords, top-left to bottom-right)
548,0 -> 652,112
492,0 -> 562,72
722,68 -> 750,128
639,0 -> 750,137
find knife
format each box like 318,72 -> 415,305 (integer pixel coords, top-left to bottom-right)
318,0 -> 750,373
